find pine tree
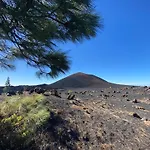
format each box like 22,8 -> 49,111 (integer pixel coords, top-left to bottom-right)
3,77 -> 11,93
0,0 -> 102,78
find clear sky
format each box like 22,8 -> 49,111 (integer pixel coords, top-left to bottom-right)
1,0 -> 150,86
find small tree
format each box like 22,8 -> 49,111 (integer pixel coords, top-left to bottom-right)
3,77 -> 11,93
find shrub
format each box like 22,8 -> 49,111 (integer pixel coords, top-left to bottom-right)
0,94 -> 80,150
0,94 -> 50,150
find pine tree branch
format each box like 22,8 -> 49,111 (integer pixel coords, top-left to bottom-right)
0,0 -> 7,9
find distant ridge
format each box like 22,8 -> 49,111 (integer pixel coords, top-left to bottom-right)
49,72 -> 125,88
0,73 -> 131,93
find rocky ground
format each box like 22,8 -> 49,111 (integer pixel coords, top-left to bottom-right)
1,86 -> 150,150
44,86 -> 150,150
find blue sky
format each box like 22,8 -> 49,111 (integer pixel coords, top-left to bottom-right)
1,0 -> 150,86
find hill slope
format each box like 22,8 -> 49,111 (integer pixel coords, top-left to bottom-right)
0,72 -> 130,94
49,72 -> 126,89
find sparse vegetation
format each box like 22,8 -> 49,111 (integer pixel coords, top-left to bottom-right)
0,94 -> 80,150
0,94 -> 50,149
68,90 -> 73,94
1,85 -> 150,150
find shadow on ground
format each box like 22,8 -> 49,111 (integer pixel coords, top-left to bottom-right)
0,112 -> 80,150
31,111 -> 80,150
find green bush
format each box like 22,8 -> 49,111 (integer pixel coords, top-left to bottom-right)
0,94 -> 80,150
0,94 -> 50,150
